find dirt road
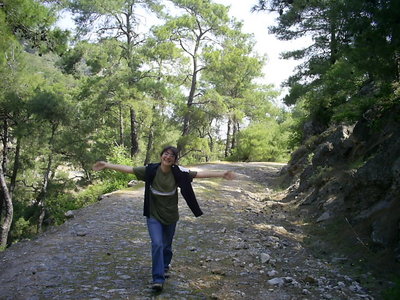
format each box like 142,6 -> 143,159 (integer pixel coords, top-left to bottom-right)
0,162 -> 375,299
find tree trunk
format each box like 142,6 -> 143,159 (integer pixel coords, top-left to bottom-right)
37,157 -> 52,234
0,164 -> 13,249
181,38 -> 200,141
0,118 -> 9,227
36,123 -> 56,233
329,17 -> 337,65
182,73 -> 196,139
1,118 -> 8,177
225,117 -> 232,157
9,137 -> 21,197
207,132 -> 214,162
118,103 -> 124,146
144,123 -> 154,166
130,107 -> 139,157
231,120 -> 238,151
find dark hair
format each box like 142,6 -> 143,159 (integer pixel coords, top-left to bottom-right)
160,146 -> 179,161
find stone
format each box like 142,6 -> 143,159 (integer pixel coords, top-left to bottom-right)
260,253 -> 271,264
267,277 -> 285,286
127,180 -> 138,187
65,210 -> 75,218
267,270 -> 278,277
316,211 -> 331,222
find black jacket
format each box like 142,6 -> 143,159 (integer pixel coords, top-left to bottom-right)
143,163 -> 203,218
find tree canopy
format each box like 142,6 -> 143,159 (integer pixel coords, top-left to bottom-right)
253,0 -> 400,130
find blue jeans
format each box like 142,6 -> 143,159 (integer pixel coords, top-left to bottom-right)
146,217 -> 177,283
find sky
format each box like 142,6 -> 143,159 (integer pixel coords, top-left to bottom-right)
213,0 -> 310,94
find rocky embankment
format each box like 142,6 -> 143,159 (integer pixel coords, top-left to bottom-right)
280,104 -> 400,291
0,162 -> 379,299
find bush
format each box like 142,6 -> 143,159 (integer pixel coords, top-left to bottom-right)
95,145 -> 136,191
11,217 -> 33,241
231,121 -> 291,162
46,182 -> 120,226
46,193 -> 78,225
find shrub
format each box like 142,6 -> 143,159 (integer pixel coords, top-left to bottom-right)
96,145 -> 136,191
231,121 -> 291,162
12,217 -> 33,241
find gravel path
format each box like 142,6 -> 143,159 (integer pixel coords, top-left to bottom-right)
0,162 -> 375,299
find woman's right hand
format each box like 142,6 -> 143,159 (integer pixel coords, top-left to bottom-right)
92,161 -> 107,171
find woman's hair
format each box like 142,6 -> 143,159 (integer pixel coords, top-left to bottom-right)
160,145 -> 179,162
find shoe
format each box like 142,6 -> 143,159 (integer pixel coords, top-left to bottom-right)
152,282 -> 163,292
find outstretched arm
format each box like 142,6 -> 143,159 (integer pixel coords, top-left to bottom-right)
194,170 -> 236,180
92,161 -> 134,174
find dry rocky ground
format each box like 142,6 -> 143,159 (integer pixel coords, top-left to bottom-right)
0,162 -> 378,299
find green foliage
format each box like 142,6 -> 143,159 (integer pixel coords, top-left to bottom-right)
46,193 -> 79,225
29,90 -> 71,123
255,0 -> 400,130
12,217 -> 33,241
231,121 -> 291,162
178,135 -> 211,164
332,96 -> 376,123
95,145 -> 135,191
46,183 -> 112,226
2,0 -> 69,55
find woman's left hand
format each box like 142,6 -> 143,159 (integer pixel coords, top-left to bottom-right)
223,171 -> 236,180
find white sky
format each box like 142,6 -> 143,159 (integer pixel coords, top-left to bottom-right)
213,0 -> 311,95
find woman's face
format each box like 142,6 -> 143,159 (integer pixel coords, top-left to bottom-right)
160,150 -> 176,167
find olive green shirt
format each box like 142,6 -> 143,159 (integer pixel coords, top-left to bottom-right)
133,166 -> 197,224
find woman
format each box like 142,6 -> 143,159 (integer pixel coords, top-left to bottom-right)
92,146 -> 235,292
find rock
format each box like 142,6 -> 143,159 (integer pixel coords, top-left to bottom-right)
304,275 -> 317,285
127,180 -> 138,187
260,253 -> 271,264
337,281 -> 346,288
233,242 -> 249,250
98,193 -> 112,201
302,288 -> 311,295
303,120 -> 327,141
236,227 -> 246,233
349,281 -> 364,293
267,270 -> 278,277
211,269 -> 226,276
267,277 -> 298,287
316,211 -> 332,222
65,210 -> 75,219
331,257 -> 348,264
267,277 -> 285,286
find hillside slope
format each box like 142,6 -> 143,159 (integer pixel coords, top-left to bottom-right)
280,103 -> 400,279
